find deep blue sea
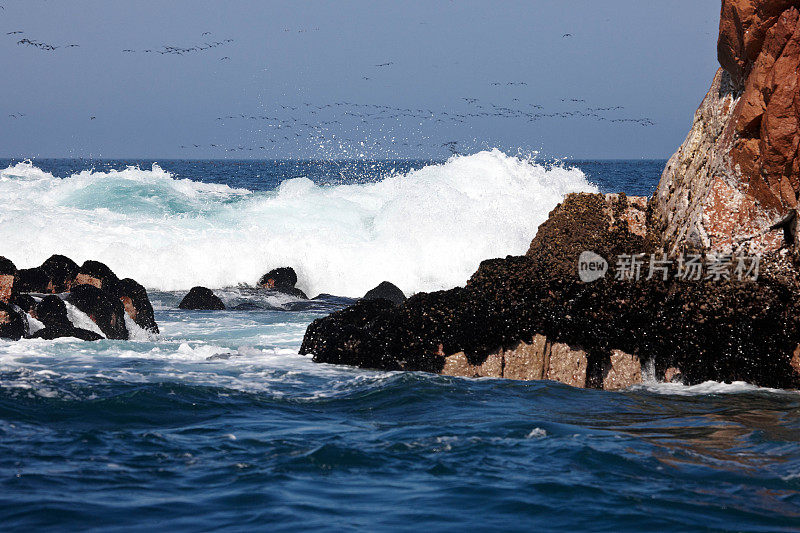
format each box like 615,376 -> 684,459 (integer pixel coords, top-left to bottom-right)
1,154 -> 798,531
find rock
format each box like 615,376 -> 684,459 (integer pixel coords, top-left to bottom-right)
16,267 -> 50,293
39,255 -> 79,293
655,1 -> 800,256
36,295 -> 72,330
0,302 -> 26,340
602,350 -> 643,391
67,284 -> 129,340
11,255 -> 80,294
31,295 -> 102,341
362,281 -> 406,305
0,256 -> 16,303
258,267 -> 307,298
75,260 -> 121,295
546,343 -> 589,388
301,191 -> 800,390
11,294 -> 37,316
118,278 -> 159,333
178,286 -> 225,310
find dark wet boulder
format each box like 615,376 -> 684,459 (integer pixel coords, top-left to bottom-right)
0,302 -> 26,340
75,260 -> 121,295
178,286 -> 225,310
258,267 -> 307,298
16,267 -> 49,293
0,256 -> 16,303
11,294 -> 37,316
40,255 -> 79,293
31,327 -> 103,341
119,278 -> 159,333
67,284 -> 128,340
31,295 -> 102,341
363,281 -> 406,305
36,295 -> 71,330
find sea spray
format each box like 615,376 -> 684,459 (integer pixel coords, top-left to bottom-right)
0,150 -> 597,296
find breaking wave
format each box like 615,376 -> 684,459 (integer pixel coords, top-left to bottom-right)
0,149 -> 596,296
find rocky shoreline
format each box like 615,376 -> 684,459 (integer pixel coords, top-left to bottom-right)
0,255 -> 159,341
300,0 -> 800,390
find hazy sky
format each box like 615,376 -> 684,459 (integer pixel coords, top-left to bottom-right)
0,0 -> 721,160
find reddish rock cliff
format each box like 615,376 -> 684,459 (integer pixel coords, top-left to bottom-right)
654,0 -> 800,254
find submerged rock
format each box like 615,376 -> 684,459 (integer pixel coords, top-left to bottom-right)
362,281 -> 406,305
178,286 -> 225,310
258,267 -> 307,298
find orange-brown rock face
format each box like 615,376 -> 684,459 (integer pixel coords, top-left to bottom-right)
654,0 -> 800,254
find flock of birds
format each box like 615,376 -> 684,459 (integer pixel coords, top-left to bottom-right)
2,13 -> 657,157
173,95 -> 655,156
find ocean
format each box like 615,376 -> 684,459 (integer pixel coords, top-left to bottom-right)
0,153 -> 798,531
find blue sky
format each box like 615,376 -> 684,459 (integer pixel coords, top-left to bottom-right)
0,0 -> 721,159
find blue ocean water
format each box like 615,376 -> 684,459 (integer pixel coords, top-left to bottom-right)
1,155 -> 798,531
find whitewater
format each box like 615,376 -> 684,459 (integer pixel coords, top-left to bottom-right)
0,150 -> 596,297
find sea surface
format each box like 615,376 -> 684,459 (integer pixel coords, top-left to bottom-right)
0,154 -> 798,531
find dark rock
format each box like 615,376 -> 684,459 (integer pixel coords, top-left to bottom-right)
67,284 -> 128,340
178,287 -> 225,310
36,295 -> 71,330
16,268 -> 49,293
40,255 -> 79,293
363,281 -> 407,305
258,267 -> 307,298
30,296 -> 103,341
75,260 -> 121,295
31,327 -> 103,341
0,302 -> 26,340
118,278 -> 159,333
11,294 -> 37,316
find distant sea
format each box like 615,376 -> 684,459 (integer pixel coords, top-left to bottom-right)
1,153 -> 798,531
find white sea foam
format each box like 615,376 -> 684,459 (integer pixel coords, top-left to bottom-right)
0,150 -> 596,297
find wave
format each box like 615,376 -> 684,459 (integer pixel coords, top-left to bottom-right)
0,150 -> 596,297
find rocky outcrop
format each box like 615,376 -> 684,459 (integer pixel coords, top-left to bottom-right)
302,193 -> 800,389
31,295 -> 103,341
178,286 -> 225,310
0,254 -> 159,341
68,285 -> 129,340
362,281 -> 407,305
258,267 -> 307,298
654,0 -> 800,255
